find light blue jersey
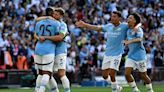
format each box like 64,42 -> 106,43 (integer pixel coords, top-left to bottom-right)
35,19 -> 60,55
127,27 -> 147,61
55,20 -> 68,55
102,23 -> 129,56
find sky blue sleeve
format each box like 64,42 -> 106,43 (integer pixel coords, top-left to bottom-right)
59,23 -> 67,36
55,22 -> 60,32
102,24 -> 110,32
136,28 -> 143,38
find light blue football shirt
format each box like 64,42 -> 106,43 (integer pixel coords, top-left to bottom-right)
35,19 -> 60,55
55,20 -> 68,55
102,22 -> 129,56
127,27 -> 147,61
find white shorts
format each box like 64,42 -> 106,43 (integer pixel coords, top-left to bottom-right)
125,58 -> 147,72
53,54 -> 67,72
34,54 -> 55,72
101,55 -> 122,71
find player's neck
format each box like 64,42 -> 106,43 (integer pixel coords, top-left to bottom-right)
113,22 -> 120,27
129,24 -> 135,29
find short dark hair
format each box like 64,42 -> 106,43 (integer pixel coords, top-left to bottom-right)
46,7 -> 54,16
130,13 -> 141,25
54,7 -> 65,16
112,11 -> 122,18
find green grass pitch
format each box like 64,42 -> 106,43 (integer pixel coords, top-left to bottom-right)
0,84 -> 163,92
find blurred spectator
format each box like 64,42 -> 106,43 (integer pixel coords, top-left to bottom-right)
16,51 -> 28,70
66,52 -> 75,84
0,45 -> 5,69
146,45 -> 154,78
4,46 -> 13,69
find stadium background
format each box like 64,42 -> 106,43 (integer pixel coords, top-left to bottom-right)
0,0 -> 163,92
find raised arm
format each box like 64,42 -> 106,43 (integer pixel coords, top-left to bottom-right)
75,20 -> 102,32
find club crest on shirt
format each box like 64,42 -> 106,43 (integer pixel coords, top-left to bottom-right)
117,28 -> 121,31
113,27 -> 121,31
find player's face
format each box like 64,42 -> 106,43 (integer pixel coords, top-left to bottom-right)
52,11 -> 61,20
111,13 -> 120,24
127,15 -> 136,27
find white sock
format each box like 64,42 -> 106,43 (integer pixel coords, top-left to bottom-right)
128,81 -> 139,91
60,75 -> 70,92
105,76 -> 111,84
146,83 -> 153,91
49,76 -> 59,92
111,82 -> 117,92
35,75 -> 42,92
38,74 -> 50,92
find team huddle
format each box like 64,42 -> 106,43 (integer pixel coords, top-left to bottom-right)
34,7 -> 154,92
34,7 -> 70,92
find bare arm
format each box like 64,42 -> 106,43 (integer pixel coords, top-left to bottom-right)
36,16 -> 54,22
39,33 -> 65,42
123,38 -> 142,45
128,38 -> 142,43
33,32 -> 39,40
75,20 -> 102,32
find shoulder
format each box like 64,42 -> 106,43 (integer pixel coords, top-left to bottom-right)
60,21 -> 67,27
35,20 -> 45,25
135,27 -> 143,34
61,21 -> 67,25
102,23 -> 113,27
48,19 -> 60,26
106,23 -> 113,26
138,27 -> 143,31
47,19 -> 59,23
120,22 -> 128,27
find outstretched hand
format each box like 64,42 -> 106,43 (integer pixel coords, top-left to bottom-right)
75,20 -> 85,27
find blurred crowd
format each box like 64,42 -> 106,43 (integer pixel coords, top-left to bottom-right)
0,0 -> 163,82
